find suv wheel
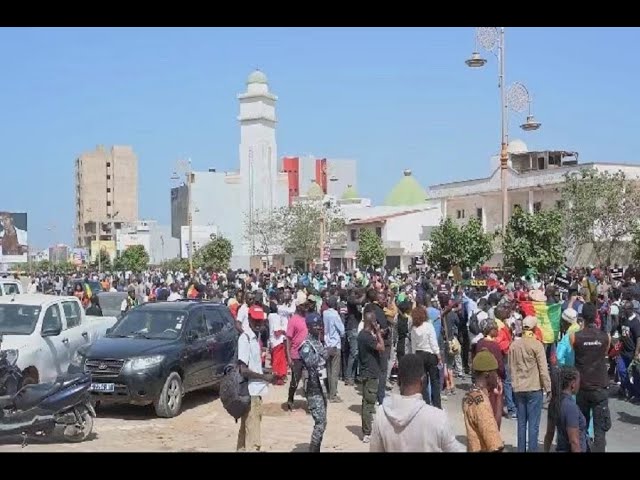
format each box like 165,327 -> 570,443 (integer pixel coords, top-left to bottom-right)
154,372 -> 183,418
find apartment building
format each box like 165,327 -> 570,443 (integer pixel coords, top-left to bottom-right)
75,145 -> 138,248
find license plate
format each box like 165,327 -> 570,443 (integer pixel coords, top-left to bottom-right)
90,383 -> 115,392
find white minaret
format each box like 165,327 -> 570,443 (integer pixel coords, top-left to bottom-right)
238,69 -> 278,217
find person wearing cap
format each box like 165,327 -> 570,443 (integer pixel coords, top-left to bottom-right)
285,291 -> 309,411
299,313 -> 329,452
462,350 -> 504,452
508,315 -> 551,452
556,308 -> 581,367
475,319 -> 505,429
237,298 -> 278,452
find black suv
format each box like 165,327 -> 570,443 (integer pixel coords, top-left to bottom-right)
68,300 -> 237,418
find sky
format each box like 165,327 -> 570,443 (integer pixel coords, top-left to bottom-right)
1,27 -> 639,249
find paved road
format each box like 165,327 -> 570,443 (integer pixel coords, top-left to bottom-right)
0,377 -> 637,452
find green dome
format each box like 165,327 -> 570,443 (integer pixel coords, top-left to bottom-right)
247,69 -> 268,84
384,169 -> 428,206
307,181 -> 324,198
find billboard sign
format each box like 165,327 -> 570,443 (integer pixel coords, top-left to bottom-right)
0,212 -> 28,264
90,240 -> 116,262
72,248 -> 89,266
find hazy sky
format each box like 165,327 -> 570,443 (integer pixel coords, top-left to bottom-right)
1,27 -> 638,248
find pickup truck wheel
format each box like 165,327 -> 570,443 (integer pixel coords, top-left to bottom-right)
154,372 -> 183,418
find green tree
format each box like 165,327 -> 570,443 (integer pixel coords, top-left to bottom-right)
37,259 -> 51,272
158,257 -> 190,272
502,207 -> 565,275
243,208 -> 283,262
91,250 -> 112,270
118,245 -> 150,273
356,228 -> 386,268
193,234 -> 233,272
562,168 -> 640,266
424,217 -> 494,272
279,201 -> 345,269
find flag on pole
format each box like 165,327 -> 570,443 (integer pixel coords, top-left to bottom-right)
84,283 -> 93,299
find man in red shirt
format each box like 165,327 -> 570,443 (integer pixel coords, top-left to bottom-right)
285,292 -> 310,411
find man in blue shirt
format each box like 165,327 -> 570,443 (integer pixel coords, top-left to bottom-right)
323,296 -> 345,402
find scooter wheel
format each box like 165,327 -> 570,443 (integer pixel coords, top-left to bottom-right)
63,412 -> 94,443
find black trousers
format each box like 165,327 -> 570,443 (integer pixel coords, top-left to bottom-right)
416,350 -> 441,409
287,359 -> 304,404
576,388 -> 611,453
459,323 -> 470,373
377,347 -> 390,404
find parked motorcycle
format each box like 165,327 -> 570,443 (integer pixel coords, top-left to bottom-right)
0,335 -> 96,443
0,348 -> 22,396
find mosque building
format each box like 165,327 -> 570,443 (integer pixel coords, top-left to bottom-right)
170,70 -> 358,269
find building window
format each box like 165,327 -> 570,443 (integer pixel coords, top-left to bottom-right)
533,201 -> 542,213
107,175 -> 111,180
537,157 -> 545,170
107,188 -> 111,193
350,229 -> 358,242
106,162 -> 111,168
375,227 -> 382,238
456,209 -> 465,219
107,201 -> 112,207
476,208 -> 483,220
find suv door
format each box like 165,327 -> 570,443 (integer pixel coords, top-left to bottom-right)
183,308 -> 211,389
40,303 -> 68,381
204,307 -> 236,382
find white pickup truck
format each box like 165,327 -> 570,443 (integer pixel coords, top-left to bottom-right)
0,294 -> 118,385
0,279 -> 23,296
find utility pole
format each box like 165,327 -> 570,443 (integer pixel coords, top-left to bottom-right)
187,159 -> 193,275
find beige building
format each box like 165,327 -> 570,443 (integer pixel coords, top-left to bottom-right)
427,139 -> 640,266
75,145 -> 138,248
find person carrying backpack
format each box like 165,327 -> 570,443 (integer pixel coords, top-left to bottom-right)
233,306 -> 278,451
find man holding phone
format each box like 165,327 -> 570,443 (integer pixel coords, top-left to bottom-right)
358,311 -> 385,444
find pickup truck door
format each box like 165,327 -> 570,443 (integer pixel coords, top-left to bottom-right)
40,303 -> 68,381
183,308 -> 212,389
60,300 -> 90,363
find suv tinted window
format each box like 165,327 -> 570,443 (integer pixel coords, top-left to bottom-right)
204,308 -> 227,334
187,308 -> 209,340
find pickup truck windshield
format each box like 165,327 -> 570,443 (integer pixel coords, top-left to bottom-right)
0,305 -> 41,335
110,310 -> 186,340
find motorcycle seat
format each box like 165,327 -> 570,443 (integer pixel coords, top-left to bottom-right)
13,374 -> 89,411
13,384 -> 56,410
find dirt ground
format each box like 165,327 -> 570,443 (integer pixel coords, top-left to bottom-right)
2,375 -> 638,452
0,378 -> 376,452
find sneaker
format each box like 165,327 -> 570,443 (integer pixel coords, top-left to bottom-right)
344,379 -> 354,386
329,396 -> 344,404
509,412 -> 517,419
362,435 -> 371,444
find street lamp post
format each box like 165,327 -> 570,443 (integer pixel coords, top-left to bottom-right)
465,27 -> 542,235
172,159 -> 193,275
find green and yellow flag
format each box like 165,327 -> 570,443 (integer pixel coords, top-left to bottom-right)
520,301 -> 562,343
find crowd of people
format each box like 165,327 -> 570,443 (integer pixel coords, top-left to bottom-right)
9,264 -> 640,452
